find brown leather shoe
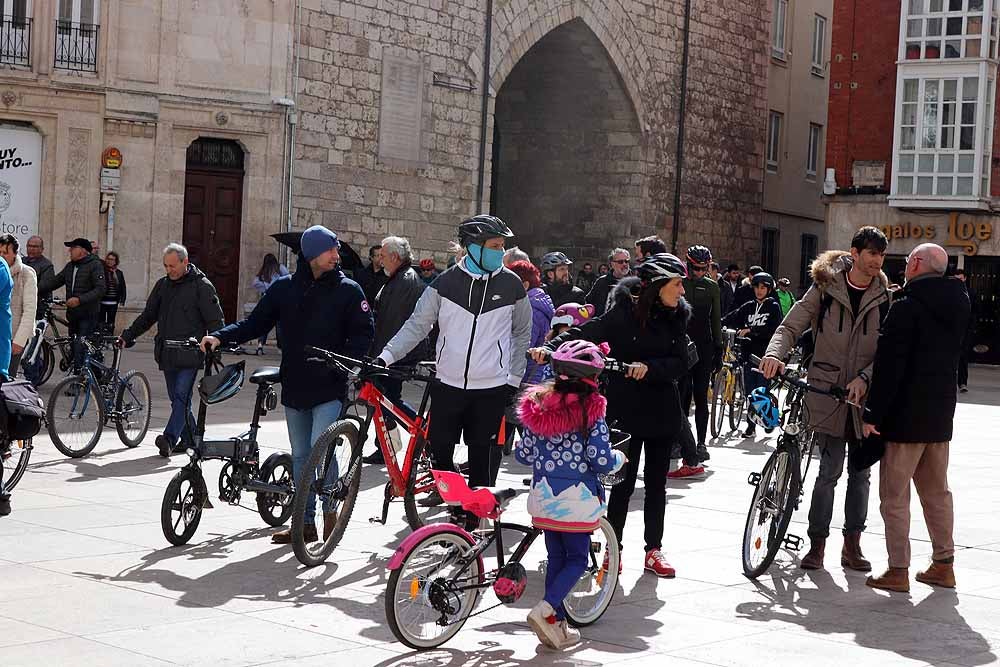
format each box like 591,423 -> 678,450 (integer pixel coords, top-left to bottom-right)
866,567 -> 910,592
271,524 -> 317,544
841,531 -> 872,572
916,561 -> 956,588
800,538 -> 825,570
322,511 -> 339,541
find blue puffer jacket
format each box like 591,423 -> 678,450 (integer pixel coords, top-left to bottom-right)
523,287 -> 554,385
515,386 -> 625,532
213,260 -> 374,409
0,259 -> 11,377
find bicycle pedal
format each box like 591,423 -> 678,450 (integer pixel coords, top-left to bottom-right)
747,472 -> 762,487
784,533 -> 804,551
368,516 -> 387,524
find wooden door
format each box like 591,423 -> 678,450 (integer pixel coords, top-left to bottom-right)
182,170 -> 243,322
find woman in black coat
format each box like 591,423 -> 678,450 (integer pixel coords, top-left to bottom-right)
100,251 -> 127,334
532,253 -> 691,578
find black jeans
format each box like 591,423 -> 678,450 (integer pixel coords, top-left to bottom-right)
68,317 -> 97,370
958,349 -> 969,387
607,434 -> 670,552
99,303 -> 118,335
427,383 -> 506,487
682,343 -> 713,445
378,375 -> 417,430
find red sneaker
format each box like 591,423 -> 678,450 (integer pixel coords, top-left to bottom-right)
644,549 -> 676,578
602,549 -> 623,575
667,465 -> 706,479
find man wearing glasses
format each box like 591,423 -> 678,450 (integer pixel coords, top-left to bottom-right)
587,248 -> 631,316
23,235 -> 54,320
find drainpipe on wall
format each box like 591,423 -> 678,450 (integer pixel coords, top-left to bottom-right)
670,0 -> 693,254
475,0 -> 495,212
283,0 -> 303,265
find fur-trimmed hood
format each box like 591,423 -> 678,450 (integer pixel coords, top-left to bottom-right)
608,276 -> 692,329
517,386 -> 607,438
809,250 -> 889,289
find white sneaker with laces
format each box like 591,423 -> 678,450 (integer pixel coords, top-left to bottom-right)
526,601 -> 561,648
555,620 -> 581,648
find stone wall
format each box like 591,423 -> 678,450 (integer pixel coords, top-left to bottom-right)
293,0 -> 769,269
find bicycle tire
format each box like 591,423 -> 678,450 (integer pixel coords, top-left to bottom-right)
115,370 -> 152,447
564,516 -> 620,627
161,468 -> 208,546
1,439 -> 32,492
741,444 -> 801,579
291,420 -> 363,567
402,437 -> 453,531
710,368 -> 729,438
256,452 -> 295,527
385,528 -> 483,650
729,369 -> 746,431
48,374 -> 105,458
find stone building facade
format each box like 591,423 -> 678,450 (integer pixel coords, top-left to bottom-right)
0,1 -> 293,323
291,0 -> 771,269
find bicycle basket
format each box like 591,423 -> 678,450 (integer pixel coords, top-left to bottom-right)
598,428 -> 631,487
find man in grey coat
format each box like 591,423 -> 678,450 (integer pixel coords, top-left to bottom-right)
23,235 -> 53,320
39,238 -> 106,368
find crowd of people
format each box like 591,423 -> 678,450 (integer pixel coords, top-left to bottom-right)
0,217 -> 977,650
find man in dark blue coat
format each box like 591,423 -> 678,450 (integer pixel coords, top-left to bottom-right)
203,225 -> 374,544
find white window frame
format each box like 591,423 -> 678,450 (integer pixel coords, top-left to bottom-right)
1,1 -> 31,20
812,15 -> 828,75
807,124 -> 823,179
57,0 -> 98,25
899,0 -> 1000,62
889,62 -> 994,208
772,0 -> 788,59
767,111 -> 783,172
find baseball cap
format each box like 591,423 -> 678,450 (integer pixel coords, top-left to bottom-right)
64,238 -> 93,253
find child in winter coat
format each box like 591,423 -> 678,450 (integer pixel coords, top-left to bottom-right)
515,339 -> 625,650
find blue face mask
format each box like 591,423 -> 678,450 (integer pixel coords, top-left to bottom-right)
466,243 -> 505,274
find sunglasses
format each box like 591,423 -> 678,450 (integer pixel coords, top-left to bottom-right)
611,259 -> 630,265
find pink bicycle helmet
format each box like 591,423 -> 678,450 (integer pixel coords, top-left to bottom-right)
550,302 -> 595,330
550,339 -> 606,384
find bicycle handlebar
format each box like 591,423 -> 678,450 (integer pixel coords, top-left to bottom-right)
750,354 -> 849,403
305,346 -> 437,383
526,350 -> 635,374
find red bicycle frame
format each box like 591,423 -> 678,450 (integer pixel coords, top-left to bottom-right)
357,379 -> 434,498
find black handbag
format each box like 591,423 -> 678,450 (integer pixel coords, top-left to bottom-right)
0,379 -> 45,440
848,433 -> 885,471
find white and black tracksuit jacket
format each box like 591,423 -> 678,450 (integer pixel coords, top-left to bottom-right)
378,259 -> 532,390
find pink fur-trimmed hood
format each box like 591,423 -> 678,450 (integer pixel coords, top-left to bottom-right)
517,387 -> 607,438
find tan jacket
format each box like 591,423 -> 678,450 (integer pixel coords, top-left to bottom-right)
10,255 -> 37,349
765,250 -> 890,438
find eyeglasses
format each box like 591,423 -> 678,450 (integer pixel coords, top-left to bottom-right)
611,259 -> 630,265
27,244 -> 42,248
691,266 -> 707,273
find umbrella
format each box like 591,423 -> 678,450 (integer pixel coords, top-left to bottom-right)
270,232 -> 364,273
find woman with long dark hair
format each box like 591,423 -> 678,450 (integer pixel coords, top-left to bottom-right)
251,252 -> 289,354
100,251 -> 126,334
531,253 -> 691,578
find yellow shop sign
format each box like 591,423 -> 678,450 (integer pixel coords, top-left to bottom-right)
879,213 -> 993,255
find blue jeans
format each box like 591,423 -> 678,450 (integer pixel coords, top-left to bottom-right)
543,530 -> 592,621
163,368 -> 198,444
286,399 -> 343,525
69,317 -> 97,370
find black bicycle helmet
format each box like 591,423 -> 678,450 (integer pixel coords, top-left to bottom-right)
686,245 -> 712,268
199,360 -> 246,404
540,251 -> 573,272
457,214 -> 514,247
751,272 -> 776,289
635,252 -> 687,284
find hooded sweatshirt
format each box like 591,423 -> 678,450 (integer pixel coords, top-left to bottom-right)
723,294 -> 784,360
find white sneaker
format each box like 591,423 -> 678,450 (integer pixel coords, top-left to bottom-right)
526,601 -> 561,648
555,620 -> 581,648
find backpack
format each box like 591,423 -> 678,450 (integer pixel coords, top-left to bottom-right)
815,290 -> 891,335
0,379 -> 45,440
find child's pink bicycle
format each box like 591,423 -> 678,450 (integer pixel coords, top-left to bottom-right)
384,463 -> 625,649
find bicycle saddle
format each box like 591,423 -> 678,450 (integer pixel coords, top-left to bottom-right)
249,366 -> 280,385
431,470 -> 518,519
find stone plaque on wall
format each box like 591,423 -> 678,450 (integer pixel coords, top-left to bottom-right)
378,54 -> 425,167
852,160 -> 886,187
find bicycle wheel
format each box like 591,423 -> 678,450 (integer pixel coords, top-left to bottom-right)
741,444 -> 801,579
256,452 -> 295,527
161,468 -> 208,546
291,420 -> 363,567
1,439 -> 32,492
564,516 -> 620,627
385,529 -> 483,650
403,437 -> 454,530
710,368 -> 729,438
28,340 -> 55,388
729,370 -> 746,431
47,374 -> 105,458
115,370 -> 151,447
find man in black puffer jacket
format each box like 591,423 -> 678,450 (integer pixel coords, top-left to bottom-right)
40,238 -> 106,368
864,243 -> 970,593
204,226 -> 374,544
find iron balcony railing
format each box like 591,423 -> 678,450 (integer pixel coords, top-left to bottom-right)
0,15 -> 31,67
54,20 -> 98,72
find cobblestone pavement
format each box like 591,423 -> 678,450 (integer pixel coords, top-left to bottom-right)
2,341 -> 999,666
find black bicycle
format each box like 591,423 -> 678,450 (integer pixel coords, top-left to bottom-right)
21,298 -> 75,387
741,354 -> 848,578
160,339 -> 293,546
46,335 -> 152,458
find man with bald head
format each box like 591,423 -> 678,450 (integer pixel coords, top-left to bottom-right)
862,243 -> 970,592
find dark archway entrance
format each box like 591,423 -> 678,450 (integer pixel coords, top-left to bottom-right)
183,138 -> 245,322
491,19 -> 646,266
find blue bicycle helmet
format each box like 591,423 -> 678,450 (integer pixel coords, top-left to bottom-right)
748,387 -> 780,432
199,360 -> 246,404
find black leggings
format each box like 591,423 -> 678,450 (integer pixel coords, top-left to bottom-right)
606,434 -> 670,552
682,345 -> 712,445
427,383 -> 506,488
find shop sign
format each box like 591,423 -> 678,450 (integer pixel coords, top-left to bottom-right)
879,213 -> 993,255
101,146 -> 122,168
0,125 -> 41,247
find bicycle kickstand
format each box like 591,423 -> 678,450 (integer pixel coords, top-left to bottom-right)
369,481 -> 393,525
